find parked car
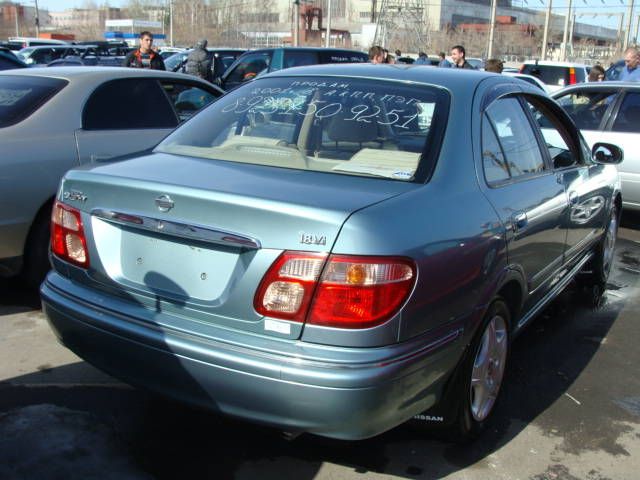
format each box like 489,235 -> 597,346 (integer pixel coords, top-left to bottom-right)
552,82 -> 640,210
467,57 -> 485,70
520,60 -> 589,92
0,47 -> 27,70
42,64 -> 622,441
158,46 -> 187,59
503,71 -> 549,93
165,48 -> 246,83
15,45 -> 126,66
218,47 -> 368,91
6,37 -> 69,50
0,67 -> 223,286
396,56 -> 415,64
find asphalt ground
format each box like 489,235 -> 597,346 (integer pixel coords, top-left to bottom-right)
1,212 -> 640,480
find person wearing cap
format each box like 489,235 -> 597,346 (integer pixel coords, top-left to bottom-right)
123,31 -> 166,70
185,38 -> 212,81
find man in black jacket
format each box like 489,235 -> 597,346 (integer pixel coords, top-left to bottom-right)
450,45 -> 473,69
123,31 -> 165,70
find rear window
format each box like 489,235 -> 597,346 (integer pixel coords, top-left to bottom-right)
156,76 -> 449,182
0,76 -> 67,128
522,65 -> 585,87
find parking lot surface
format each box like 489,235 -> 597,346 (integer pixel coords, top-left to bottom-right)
1,214 -> 640,480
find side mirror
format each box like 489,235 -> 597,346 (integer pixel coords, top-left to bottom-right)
592,142 -> 623,165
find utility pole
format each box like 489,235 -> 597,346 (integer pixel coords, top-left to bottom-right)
560,0 -> 572,61
624,0 -> 635,50
325,0 -> 332,47
541,0 -> 552,60
34,0 -> 40,37
169,0 -> 174,47
618,12 -> 625,50
636,14 -> 640,46
293,0 -> 300,46
487,0 -> 498,59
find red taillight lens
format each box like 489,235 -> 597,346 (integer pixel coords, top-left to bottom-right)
308,255 -> 416,329
569,67 -> 576,85
51,201 -> 90,268
255,252 -> 416,329
254,251 -> 327,322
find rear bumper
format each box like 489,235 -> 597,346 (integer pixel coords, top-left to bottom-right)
41,272 -> 464,440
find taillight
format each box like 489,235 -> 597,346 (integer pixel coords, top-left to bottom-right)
254,251 -> 327,322
569,67 -> 576,85
255,252 -> 416,329
51,201 -> 90,268
308,255 -> 416,329
519,64 -> 524,73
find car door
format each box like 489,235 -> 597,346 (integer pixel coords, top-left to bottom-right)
220,51 -> 272,91
604,91 -> 640,209
526,94 -> 607,265
479,95 -> 569,309
75,77 -> 179,164
553,86 -> 620,134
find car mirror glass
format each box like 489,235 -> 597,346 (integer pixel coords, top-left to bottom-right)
592,142 -> 623,164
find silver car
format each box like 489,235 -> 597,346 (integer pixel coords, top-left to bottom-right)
0,67 -> 222,286
552,82 -> 640,210
42,65 -> 621,441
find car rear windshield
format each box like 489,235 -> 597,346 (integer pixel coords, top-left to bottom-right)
156,76 -> 450,182
0,76 -> 68,128
521,65 -> 582,87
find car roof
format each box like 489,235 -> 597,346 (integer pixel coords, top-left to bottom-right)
249,47 -> 366,53
522,60 -> 588,68
264,63 -> 522,90
0,66 -> 214,82
551,81 -> 640,96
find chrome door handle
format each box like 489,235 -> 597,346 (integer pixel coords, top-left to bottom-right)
512,212 -> 528,232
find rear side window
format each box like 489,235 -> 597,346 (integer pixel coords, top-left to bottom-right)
283,51 -> 318,69
612,92 -> 640,133
554,89 -> 618,130
83,78 -> 178,130
0,76 -> 67,128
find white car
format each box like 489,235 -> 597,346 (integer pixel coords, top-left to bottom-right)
552,82 -> 640,210
520,61 -> 589,92
0,67 -> 223,286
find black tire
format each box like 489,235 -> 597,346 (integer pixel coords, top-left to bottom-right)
20,209 -> 52,289
415,299 -> 511,442
577,204 -> 618,298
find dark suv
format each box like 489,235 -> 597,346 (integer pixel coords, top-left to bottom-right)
218,47 -> 368,91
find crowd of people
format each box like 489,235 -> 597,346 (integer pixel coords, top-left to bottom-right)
124,30 -> 640,86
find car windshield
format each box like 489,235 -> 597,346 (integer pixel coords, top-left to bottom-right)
0,76 -> 68,128
156,76 -> 449,181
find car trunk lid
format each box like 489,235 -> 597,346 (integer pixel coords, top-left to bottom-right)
59,152 -> 415,339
